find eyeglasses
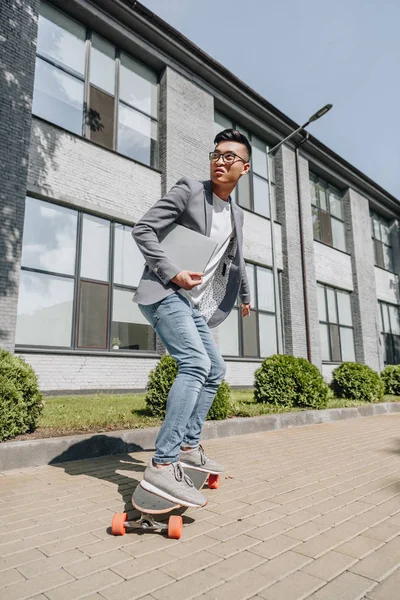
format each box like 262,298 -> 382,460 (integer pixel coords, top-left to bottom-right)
209,151 -> 248,165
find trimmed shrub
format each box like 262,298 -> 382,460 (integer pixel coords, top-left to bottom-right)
145,355 -> 178,418
207,380 -> 230,421
331,362 -> 384,402
254,354 -> 330,410
381,365 -> 400,395
0,350 -> 44,441
145,355 -> 230,420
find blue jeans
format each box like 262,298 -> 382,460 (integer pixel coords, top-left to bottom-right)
139,293 -> 226,464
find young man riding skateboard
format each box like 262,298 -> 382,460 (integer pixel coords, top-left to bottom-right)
132,129 -> 251,507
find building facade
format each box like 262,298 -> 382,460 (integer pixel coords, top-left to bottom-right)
1,0 -> 399,393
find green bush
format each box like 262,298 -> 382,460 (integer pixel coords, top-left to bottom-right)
381,365 -> 400,395
254,354 -> 330,410
207,380 -> 230,420
0,350 -> 44,441
145,355 -> 230,420
331,362 -> 384,402
145,355 -> 178,418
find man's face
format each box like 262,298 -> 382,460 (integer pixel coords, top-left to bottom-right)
210,141 -> 250,186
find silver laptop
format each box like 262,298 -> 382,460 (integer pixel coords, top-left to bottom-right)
158,223 -> 218,273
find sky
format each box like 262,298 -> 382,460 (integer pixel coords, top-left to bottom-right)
140,0 -> 400,199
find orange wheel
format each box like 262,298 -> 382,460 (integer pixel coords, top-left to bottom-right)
111,512 -> 128,536
168,515 -> 183,539
208,474 -> 220,489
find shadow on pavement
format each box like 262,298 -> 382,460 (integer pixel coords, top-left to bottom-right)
49,436 -> 194,535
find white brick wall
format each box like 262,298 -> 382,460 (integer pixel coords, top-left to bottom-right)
322,363 -> 337,382
226,361 -> 260,387
375,267 -> 399,304
28,119 -> 161,222
20,353 -> 159,392
242,214 -> 283,270
314,241 -> 353,290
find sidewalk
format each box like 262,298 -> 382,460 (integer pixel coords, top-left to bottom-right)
1,414 -> 400,600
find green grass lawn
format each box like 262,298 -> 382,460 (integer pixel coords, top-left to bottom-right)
22,389 -> 400,440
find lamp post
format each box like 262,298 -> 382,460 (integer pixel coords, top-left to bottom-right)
266,104 -> 333,354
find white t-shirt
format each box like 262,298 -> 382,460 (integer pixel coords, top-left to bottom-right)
180,193 -> 233,306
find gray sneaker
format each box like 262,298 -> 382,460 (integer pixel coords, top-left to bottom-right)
179,445 -> 224,474
141,460 -> 207,508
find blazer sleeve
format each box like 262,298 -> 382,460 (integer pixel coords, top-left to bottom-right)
238,209 -> 251,305
132,178 -> 191,286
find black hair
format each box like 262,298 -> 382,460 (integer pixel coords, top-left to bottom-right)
214,128 -> 252,161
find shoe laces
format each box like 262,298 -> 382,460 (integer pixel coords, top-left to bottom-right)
173,462 -> 194,487
198,444 -> 209,466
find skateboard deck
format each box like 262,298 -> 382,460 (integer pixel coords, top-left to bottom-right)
111,467 -> 220,539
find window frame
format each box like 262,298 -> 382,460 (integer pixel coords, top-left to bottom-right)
16,196 -> 157,354
33,2 -> 159,169
310,174 -> 346,252
317,283 -> 355,363
370,211 -> 394,273
220,261 -> 280,360
214,112 -> 276,220
379,301 -> 400,365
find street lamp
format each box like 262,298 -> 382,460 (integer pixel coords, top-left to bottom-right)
265,104 -> 333,355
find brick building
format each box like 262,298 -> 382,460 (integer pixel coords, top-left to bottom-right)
1,0 -> 399,393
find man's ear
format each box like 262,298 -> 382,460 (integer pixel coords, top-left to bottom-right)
241,162 -> 251,176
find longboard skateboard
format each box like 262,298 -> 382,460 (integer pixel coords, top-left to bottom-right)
111,467 -> 220,539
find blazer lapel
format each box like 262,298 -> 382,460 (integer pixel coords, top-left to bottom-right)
203,180 -> 213,237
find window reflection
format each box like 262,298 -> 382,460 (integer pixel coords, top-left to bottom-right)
16,271 -> 74,347
21,198 -> 77,275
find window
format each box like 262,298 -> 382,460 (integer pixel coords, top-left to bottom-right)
218,262 -> 279,358
33,3 -> 159,167
371,212 -> 394,272
379,302 -> 400,365
317,283 -> 355,362
310,175 -> 346,252
16,197 -> 155,352
214,112 -> 276,218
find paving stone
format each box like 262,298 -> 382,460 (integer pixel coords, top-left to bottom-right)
151,570 -> 224,600
1,568 -> 74,600
46,569 -> 123,600
253,550 -> 312,583
0,568 -> 26,587
285,520 -> 331,541
301,550 -> 358,581
18,549 -> 87,579
64,549 -> 132,579
111,549 -> 176,579
366,567 -> 400,599
349,536 -> 400,581
160,549 -> 222,580
336,535 -> 385,559
249,534 -> 302,559
203,549 -> 265,581
363,518 -> 400,542
307,571 -> 377,599
258,570 -> 325,600
202,570 -> 271,600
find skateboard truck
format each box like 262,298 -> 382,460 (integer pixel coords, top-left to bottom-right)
112,511 -> 184,539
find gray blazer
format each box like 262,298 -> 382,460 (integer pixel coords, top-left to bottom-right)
132,177 -> 250,328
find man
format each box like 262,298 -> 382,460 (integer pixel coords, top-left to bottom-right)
132,129 -> 251,507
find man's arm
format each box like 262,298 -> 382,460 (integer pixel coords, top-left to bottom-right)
237,209 -> 251,316
239,259 -> 251,305
132,178 -> 191,286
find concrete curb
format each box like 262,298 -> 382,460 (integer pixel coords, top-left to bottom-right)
1,402 -> 400,472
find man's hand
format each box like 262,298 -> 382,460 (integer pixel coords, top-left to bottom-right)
240,303 -> 251,317
172,271 -> 203,290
